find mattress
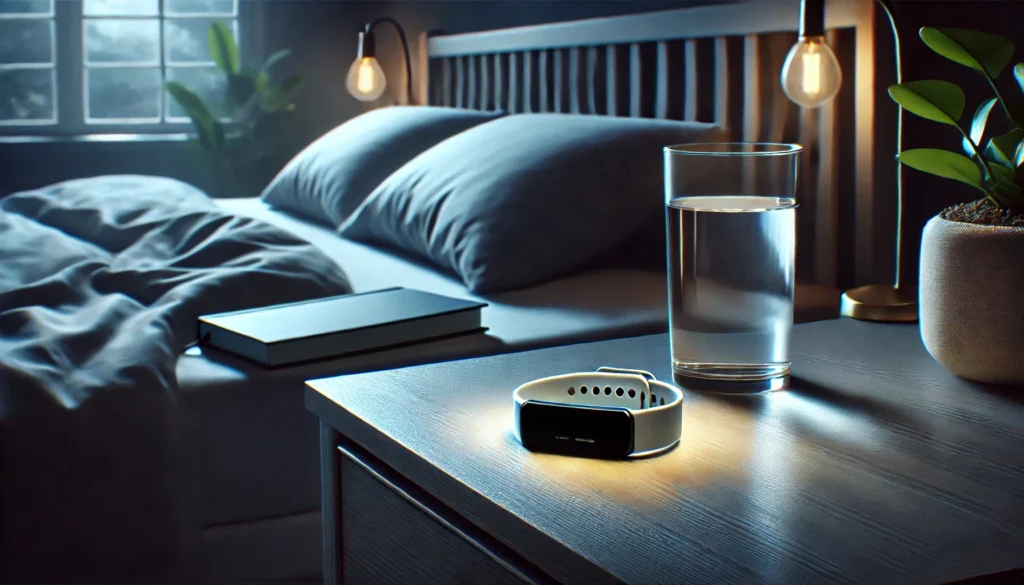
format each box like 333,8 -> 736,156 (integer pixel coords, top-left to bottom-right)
179,198 -> 670,532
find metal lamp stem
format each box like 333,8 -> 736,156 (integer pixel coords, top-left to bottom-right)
876,0 -> 904,291
837,0 -> 917,321
367,17 -> 415,105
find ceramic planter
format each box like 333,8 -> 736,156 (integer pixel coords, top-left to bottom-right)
919,215 -> 1024,385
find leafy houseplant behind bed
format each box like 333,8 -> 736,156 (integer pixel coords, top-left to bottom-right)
888,27 -> 1024,384
166,23 -> 305,198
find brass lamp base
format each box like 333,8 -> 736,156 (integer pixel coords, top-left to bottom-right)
840,284 -> 918,322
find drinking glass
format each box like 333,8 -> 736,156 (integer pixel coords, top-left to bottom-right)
663,143 -> 801,393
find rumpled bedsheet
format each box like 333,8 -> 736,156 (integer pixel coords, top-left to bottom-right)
0,175 -> 351,582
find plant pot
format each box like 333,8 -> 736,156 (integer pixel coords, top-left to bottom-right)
919,215 -> 1024,385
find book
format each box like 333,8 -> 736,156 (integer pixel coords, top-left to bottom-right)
197,287 -> 488,367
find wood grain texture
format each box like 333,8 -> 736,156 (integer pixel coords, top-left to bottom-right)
309,319 -> 1024,585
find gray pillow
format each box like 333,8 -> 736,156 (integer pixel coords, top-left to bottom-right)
260,106 -> 505,226
339,114 -> 725,293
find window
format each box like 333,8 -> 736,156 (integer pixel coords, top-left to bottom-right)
0,0 -> 57,126
0,0 -> 239,134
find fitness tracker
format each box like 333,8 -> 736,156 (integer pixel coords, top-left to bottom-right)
513,367 -> 684,458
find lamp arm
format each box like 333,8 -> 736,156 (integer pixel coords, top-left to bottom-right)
874,0 -> 904,290
367,17 -> 415,105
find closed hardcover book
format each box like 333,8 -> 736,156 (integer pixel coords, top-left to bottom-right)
197,287 -> 488,366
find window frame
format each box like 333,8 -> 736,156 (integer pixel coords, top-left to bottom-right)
0,0 -> 58,128
1,0 -> 243,137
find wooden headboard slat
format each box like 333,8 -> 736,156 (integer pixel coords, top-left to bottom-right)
569,48 -> 583,114
420,0 -> 880,287
426,1 -> 860,56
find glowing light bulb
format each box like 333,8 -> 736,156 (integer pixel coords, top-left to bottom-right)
346,56 -> 386,102
780,36 -> 842,109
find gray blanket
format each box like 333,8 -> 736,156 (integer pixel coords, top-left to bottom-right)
0,176 -> 352,582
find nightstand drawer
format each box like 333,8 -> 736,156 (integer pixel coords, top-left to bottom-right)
338,445 -> 540,585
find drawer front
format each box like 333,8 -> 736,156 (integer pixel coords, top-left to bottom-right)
338,446 -> 540,585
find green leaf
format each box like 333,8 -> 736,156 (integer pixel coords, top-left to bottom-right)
261,49 -> 291,75
165,81 -> 223,150
919,27 -> 1015,78
897,148 -> 983,188
207,22 -> 238,74
255,72 -> 269,96
1015,63 -> 1024,95
262,75 -> 305,112
989,160 -> 1016,184
985,128 -> 1024,167
963,98 -> 997,155
889,80 -> 965,126
1015,140 -> 1024,168
987,162 -> 1023,206
227,72 -> 256,107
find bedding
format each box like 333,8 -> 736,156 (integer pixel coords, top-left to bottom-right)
0,176 -> 352,583
261,105 -> 505,226
339,113 -> 724,293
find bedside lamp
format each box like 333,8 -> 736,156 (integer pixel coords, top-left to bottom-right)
781,0 -> 843,108
782,0 -> 917,322
346,18 -> 415,105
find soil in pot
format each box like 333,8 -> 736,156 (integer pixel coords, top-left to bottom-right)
942,198 -> 1024,227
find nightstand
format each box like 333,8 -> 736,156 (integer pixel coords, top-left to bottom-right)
306,319 -> 1024,584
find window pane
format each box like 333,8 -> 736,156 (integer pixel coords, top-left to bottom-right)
85,19 -> 159,64
165,0 -> 235,15
83,0 -> 158,16
0,19 -> 52,64
166,67 -> 229,119
86,67 -> 160,121
165,18 -> 236,64
0,0 -> 52,15
0,68 -> 54,122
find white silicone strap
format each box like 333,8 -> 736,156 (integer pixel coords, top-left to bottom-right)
513,367 -> 683,456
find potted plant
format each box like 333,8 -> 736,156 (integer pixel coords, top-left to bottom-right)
889,27 -> 1024,385
166,23 -> 305,198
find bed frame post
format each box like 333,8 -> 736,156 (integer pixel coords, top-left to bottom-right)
417,31 -> 430,105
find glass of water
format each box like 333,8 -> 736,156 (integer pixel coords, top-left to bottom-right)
664,142 -> 801,393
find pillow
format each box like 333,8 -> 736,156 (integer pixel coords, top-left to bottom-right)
338,113 -> 725,294
260,106 -> 505,226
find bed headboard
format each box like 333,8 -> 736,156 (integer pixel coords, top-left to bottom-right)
416,0 -> 884,289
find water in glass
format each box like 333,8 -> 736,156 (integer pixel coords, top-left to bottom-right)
666,195 -> 796,391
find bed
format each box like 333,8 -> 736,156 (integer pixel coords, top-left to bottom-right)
0,1 -> 885,583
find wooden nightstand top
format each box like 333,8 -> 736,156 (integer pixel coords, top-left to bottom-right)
307,319 -> 1024,585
